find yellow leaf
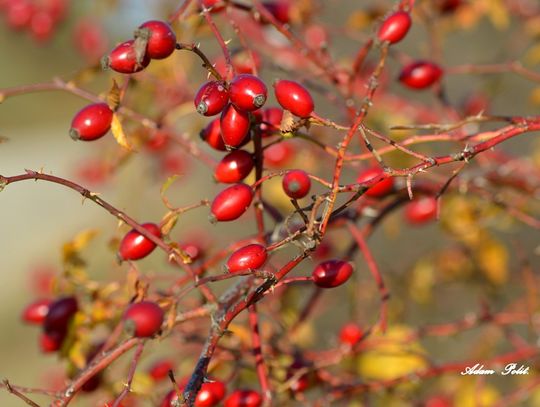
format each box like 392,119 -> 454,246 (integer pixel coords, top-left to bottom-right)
62,229 -> 99,262
160,212 -> 178,236
228,323 -> 252,347
455,380 -> 499,407
111,114 -> 134,151
475,237 -> 508,285
485,0 -> 509,29
357,325 -> 427,381
529,87 -> 540,105
107,79 -> 121,111
409,259 -> 435,304
525,44 -> 540,66
68,340 -> 87,370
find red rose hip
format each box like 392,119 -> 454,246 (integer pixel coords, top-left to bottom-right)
226,244 -> 268,273
136,20 -> 176,59
148,359 -> 175,381
312,260 -> 354,288
44,296 -> 78,333
404,196 -> 438,225
118,223 -> 162,261
210,183 -> 253,222
282,169 -> 311,199
194,81 -> 230,116
224,389 -> 263,407
220,103 -> 251,148
123,301 -> 164,338
103,40 -> 151,74
161,379 -> 226,407
69,103 -> 113,141
356,167 -> 394,198
229,74 -> 267,112
22,299 -> 52,325
377,11 -> 412,44
215,150 -> 254,183
39,330 -> 66,353
339,322 -> 363,346
274,80 -> 314,118
200,119 -> 227,151
399,61 -> 443,89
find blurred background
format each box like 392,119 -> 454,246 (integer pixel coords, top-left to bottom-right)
0,0 -> 539,406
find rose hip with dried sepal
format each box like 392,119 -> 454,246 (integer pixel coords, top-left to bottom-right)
226,244 -> 268,273
312,260 -> 354,288
210,183 -> 253,222
136,20 -> 176,60
229,74 -> 268,112
282,169 -> 311,199
194,81 -> 230,116
123,301 -> 164,338
118,223 -> 162,261
214,150 -> 254,183
69,103 -> 113,142
102,39 -> 151,74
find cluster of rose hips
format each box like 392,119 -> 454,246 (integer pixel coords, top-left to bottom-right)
0,0 -> 68,42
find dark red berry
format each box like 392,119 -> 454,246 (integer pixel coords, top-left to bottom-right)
69,103 -> 113,141
258,107 -> 283,137
118,223 -> 162,261
215,150 -> 254,183
224,389 -> 263,407
195,81 -> 230,116
137,20 -> 176,59
103,40 -> 151,74
220,103 -> 251,148
230,74 -> 267,112
44,296 -> 78,333
312,260 -> 354,288
356,167 -> 394,198
274,80 -> 314,118
286,359 -> 311,393
148,359 -> 175,381
339,322 -> 363,346
22,299 -> 52,325
210,183 -> 253,222
123,301 -> 164,338
404,196 -> 438,225
262,1 -> 291,24
200,119 -> 227,151
436,0 -> 462,14
282,170 -> 311,199
39,330 -> 66,353
377,11 -> 412,44
399,61 -> 443,89
226,244 -> 268,273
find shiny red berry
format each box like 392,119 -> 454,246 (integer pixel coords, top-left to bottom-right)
44,296 -> 78,333
137,20 -> 176,59
312,260 -> 354,288
220,103 -> 251,148
22,299 -> 52,325
210,183 -> 253,222
399,61 -> 443,89
230,74 -> 267,112
123,301 -> 164,338
195,81 -> 230,116
258,107 -> 283,137
377,11 -> 412,44
215,150 -> 254,183
148,359 -> 175,381
356,167 -> 394,198
339,322 -> 363,346
274,80 -> 314,118
404,196 -> 438,225
103,40 -> 151,74
226,244 -> 268,273
39,330 -> 65,353
118,223 -> 162,261
195,381 -> 227,407
224,389 -> 263,407
200,119 -> 227,151
282,170 -> 311,199
69,103 -> 113,141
